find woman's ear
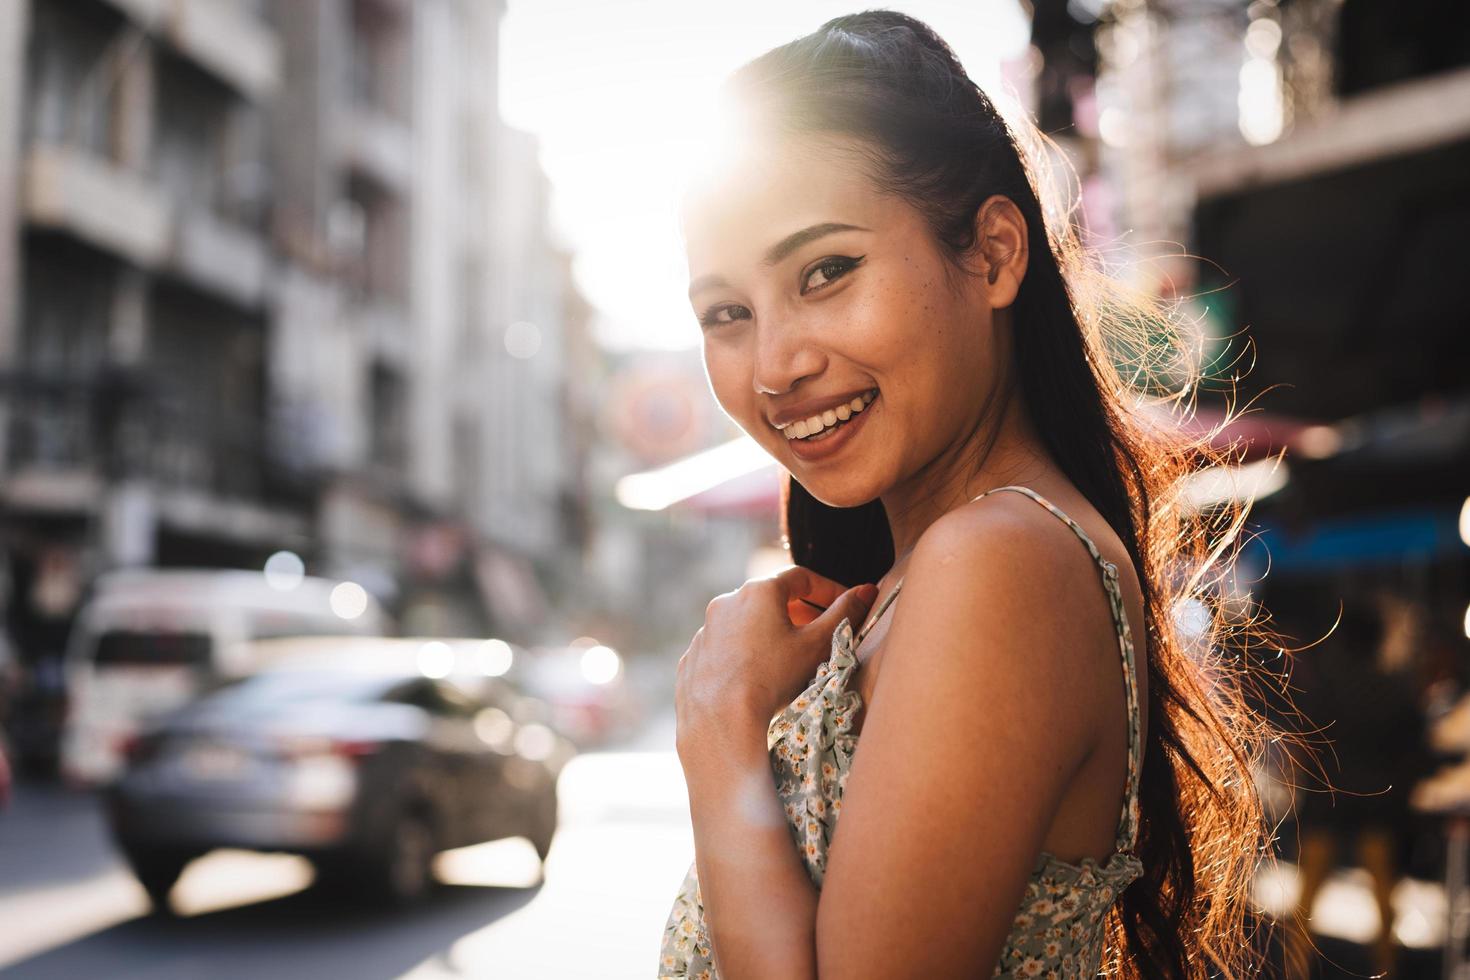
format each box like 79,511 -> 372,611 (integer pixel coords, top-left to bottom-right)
969,195 -> 1028,309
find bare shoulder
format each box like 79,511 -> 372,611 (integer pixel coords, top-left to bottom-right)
905,487 -> 1116,617
878,488 -> 1132,746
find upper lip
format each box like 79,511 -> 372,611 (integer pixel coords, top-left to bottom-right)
767,387 -> 877,429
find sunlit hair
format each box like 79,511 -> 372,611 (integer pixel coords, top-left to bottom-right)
717,10 -> 1308,978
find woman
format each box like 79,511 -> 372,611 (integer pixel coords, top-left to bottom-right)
661,11 -> 1277,978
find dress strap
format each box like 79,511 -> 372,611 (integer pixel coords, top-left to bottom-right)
855,575 -> 903,646
973,485 -> 1143,852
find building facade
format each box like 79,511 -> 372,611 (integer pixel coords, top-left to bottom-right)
0,0 -> 597,768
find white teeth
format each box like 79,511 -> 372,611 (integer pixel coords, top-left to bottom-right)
783,389 -> 878,441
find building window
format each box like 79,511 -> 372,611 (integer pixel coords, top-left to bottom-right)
369,361 -> 407,473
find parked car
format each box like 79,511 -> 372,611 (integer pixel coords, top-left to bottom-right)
62,568 -> 388,787
102,638 -> 574,913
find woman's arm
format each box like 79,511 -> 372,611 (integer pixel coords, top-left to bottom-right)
685,499 -> 1110,978
814,503 -> 1111,975
681,733 -> 819,977
674,571 -> 876,977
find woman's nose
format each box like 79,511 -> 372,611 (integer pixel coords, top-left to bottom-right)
751,321 -> 826,396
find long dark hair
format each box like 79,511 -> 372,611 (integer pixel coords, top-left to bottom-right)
726,11 -> 1285,978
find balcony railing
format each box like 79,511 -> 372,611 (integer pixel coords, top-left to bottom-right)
22,145 -> 171,269
2,370 -> 317,508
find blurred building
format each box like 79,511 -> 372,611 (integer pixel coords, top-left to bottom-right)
1029,0 -> 1470,633
1183,3 -> 1470,739
0,0 -> 598,757
1027,2 -> 1470,964
584,348 -> 767,659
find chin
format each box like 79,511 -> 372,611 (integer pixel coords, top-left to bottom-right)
752,428 -> 882,509
792,475 -> 883,511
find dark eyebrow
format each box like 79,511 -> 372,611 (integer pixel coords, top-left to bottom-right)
687,222 -> 869,300
762,221 -> 869,266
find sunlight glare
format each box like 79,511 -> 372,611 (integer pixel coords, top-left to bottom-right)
615,435 -> 772,510
500,0 -> 1031,352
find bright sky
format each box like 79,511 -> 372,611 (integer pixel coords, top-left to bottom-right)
499,1 -> 1033,352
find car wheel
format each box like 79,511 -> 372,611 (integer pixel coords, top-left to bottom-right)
123,847 -> 196,915
310,854 -> 358,897
366,808 -> 437,907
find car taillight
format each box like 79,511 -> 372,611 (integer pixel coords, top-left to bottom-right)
118,731 -> 161,764
275,735 -> 381,760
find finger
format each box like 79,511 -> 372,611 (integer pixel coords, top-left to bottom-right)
787,595 -> 827,627
808,583 -> 880,639
769,564 -> 850,610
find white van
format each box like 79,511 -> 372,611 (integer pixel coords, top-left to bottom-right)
61,569 -> 388,787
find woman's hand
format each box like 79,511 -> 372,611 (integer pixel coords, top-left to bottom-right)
675,566 -> 878,769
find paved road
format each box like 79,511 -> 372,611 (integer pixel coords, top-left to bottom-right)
0,711 -> 693,980
0,706 -> 1450,978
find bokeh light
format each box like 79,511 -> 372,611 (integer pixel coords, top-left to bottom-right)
328,581 -> 369,620
505,321 -> 542,359
580,644 -> 621,685
417,640 -> 456,679
477,638 -> 514,677
262,551 -> 305,592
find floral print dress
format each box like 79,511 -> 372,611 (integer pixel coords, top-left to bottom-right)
659,485 -> 1145,978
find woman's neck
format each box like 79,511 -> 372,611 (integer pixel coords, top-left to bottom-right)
878,386 -> 1058,568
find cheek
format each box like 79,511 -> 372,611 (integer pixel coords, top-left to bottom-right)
847,269 -> 989,431
841,267 -> 960,377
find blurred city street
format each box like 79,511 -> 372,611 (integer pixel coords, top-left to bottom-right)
1,709 -> 694,980
0,0 -> 1466,975
0,703 -> 1463,979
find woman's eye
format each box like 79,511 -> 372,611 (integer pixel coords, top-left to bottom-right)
698,304 -> 751,329
803,255 -> 864,292
696,256 -> 863,330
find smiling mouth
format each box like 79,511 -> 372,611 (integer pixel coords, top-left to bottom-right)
782,388 -> 878,442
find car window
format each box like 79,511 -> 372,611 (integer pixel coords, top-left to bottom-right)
206,670 -> 400,706
94,631 -> 212,667
383,678 -> 478,718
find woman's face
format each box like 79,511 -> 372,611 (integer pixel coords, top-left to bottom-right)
682,132 -> 1007,508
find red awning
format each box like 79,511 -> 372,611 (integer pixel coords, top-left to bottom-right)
1190,405 -> 1314,459
674,462 -> 783,518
